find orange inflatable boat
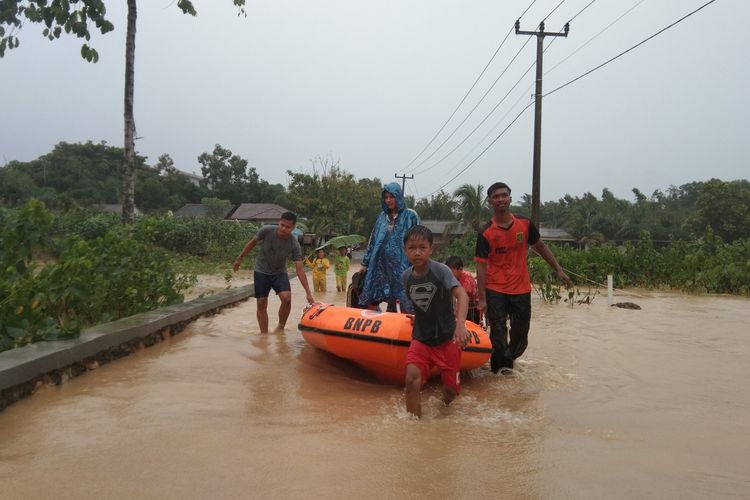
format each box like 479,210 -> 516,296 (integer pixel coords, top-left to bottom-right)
298,303 -> 493,384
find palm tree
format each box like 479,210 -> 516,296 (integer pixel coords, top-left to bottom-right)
453,183 -> 490,231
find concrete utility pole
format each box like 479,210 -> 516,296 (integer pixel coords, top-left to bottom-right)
515,20 -> 569,228
394,173 -> 414,193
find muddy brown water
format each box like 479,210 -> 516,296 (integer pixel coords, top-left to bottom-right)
1,272 -> 749,499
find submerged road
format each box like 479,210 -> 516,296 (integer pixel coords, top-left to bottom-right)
1,272 -> 749,499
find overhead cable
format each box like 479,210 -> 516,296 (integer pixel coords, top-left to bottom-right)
546,0 -> 648,77
544,0 -> 719,98
408,36 -> 533,174
402,0 -> 539,173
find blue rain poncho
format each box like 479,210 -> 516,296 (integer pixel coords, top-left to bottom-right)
359,182 -> 420,312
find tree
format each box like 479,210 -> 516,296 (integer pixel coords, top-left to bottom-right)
0,1 -> 114,60
0,163 -> 39,205
413,190 -> 457,220
453,183 -> 489,231
201,197 -> 232,219
693,179 -> 750,242
286,157 -> 382,237
154,153 -> 178,177
1,0 -> 247,224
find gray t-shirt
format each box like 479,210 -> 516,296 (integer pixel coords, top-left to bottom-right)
254,225 -> 303,275
402,260 -> 460,346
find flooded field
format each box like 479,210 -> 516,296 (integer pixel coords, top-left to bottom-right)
1,273 -> 749,499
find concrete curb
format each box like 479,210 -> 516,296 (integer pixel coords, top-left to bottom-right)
0,283 -> 256,411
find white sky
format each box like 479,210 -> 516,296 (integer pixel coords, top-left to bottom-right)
2,0 -> 747,203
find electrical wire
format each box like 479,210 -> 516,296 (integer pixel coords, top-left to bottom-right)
401,0 -> 540,174
544,0 -> 719,98
421,0 -> 719,198
410,41 -> 534,175
545,0 -> 647,77
541,0 -> 568,25
401,25 -> 515,173
416,34 -> 565,178
424,99 -> 535,198
566,0 -> 598,24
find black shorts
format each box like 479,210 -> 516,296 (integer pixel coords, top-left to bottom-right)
254,271 -> 291,298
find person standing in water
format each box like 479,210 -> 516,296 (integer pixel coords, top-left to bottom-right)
359,182 -> 420,312
333,246 -> 350,292
233,211 -> 314,333
475,182 -> 572,373
305,248 -> 330,292
402,225 -> 469,418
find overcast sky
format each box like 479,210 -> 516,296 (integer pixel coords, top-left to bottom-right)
2,0 -> 747,203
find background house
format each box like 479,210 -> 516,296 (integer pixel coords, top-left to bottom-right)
421,219 -> 575,251
94,204 -> 142,217
228,203 -> 291,225
174,203 -> 234,219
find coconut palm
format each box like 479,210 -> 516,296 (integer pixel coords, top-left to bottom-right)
453,183 -> 490,231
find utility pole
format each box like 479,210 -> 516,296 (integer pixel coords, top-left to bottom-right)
394,173 -> 414,193
515,20 -> 569,228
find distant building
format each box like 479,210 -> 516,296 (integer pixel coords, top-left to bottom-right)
178,170 -> 203,187
93,204 -> 142,216
228,203 -> 291,225
421,219 -> 468,251
174,203 -> 234,219
420,219 -> 575,249
539,226 -> 575,243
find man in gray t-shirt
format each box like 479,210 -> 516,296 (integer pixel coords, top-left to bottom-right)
233,212 -> 314,333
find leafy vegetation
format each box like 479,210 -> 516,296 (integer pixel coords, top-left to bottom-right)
0,201 -> 196,352
1,141 -> 749,352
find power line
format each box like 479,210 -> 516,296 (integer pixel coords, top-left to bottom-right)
416,35 -> 564,178
412,51 -> 535,175
426,91 -> 534,187
544,0 -> 719,98
401,0 -> 540,173
566,0 -> 598,24
541,0 -> 568,25
545,0 -> 648,77
421,0 -> 719,199
425,100 -> 535,198
400,25 -> 515,173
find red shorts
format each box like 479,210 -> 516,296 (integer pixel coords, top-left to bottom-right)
406,339 -> 462,394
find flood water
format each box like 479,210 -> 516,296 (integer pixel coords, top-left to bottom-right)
1,272 -> 749,499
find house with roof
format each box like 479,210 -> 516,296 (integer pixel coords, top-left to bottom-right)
174,203 -> 234,219
93,204 -> 142,216
228,203 -> 291,225
420,219 -> 468,251
421,219 -> 575,250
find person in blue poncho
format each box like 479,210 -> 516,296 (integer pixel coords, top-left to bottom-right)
358,182 -> 420,313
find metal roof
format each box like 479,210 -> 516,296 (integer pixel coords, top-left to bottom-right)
229,203 -> 290,221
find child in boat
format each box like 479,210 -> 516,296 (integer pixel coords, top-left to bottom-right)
305,248 -> 330,292
401,225 -> 469,418
445,256 -> 481,324
334,246 -> 350,292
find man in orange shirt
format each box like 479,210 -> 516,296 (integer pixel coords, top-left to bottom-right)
475,182 -> 572,373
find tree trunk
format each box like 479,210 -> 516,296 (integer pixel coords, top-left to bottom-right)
122,0 -> 137,225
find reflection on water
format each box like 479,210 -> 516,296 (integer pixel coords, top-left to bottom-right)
1,272 -> 749,499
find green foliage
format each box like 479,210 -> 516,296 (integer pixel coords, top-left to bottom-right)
435,231 -> 477,264
201,197 -> 233,219
414,190 -> 457,220
692,179 -> 750,243
197,144 -> 284,205
543,229 -> 750,295
0,202 -> 196,352
453,183 -> 491,231
147,214 -> 255,261
541,180 -> 750,244
0,0 -> 114,59
286,156 -> 383,238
